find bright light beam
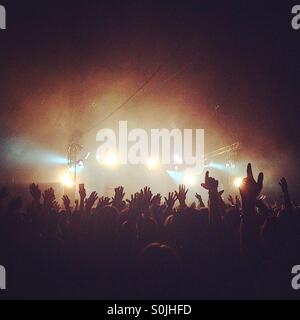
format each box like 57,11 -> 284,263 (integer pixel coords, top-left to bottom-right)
61,172 -> 74,188
233,177 -> 243,188
146,157 -> 159,171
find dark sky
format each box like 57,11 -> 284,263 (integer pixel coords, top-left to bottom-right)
0,0 -> 299,189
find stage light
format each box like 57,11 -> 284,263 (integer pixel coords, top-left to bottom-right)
103,151 -> 118,167
167,170 -> 183,184
146,157 -> 159,170
174,154 -> 183,164
233,177 -> 243,188
208,161 -> 225,170
175,166 -> 179,171
183,173 -> 196,186
61,172 -> 74,188
77,160 -> 84,168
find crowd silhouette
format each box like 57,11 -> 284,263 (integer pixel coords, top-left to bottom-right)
0,163 -> 299,299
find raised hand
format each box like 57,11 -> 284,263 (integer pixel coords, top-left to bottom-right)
140,187 -> 153,213
279,177 -> 288,195
141,186 -> 152,202
201,171 -> 218,193
43,187 -> 59,211
201,171 -> 223,225
79,184 -> 86,200
126,188 -> 152,214
97,196 -> 112,209
175,184 -> 188,207
239,163 -> 263,206
52,201 -> 61,212
239,164 -> 264,258
279,177 -> 291,209
62,195 -> 71,213
195,193 -> 205,207
235,195 -> 241,209
85,191 -> 98,214
151,193 -> 162,207
126,193 -> 139,209
74,199 -> 79,212
112,186 -> 125,209
164,192 -> 177,209
228,194 -> 235,206
29,183 -> 41,203
79,184 -> 86,213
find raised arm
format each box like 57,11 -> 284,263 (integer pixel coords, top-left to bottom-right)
239,163 -> 264,258
201,171 -> 222,225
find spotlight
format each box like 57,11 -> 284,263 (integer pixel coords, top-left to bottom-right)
146,157 -> 159,170
77,160 -> 84,168
96,150 -> 118,168
105,152 -> 118,167
174,154 -> 183,164
61,172 -> 74,188
183,173 -> 196,186
233,177 -> 243,188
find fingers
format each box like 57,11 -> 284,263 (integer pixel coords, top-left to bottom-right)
247,163 -> 254,180
279,177 -> 286,186
257,172 -> 264,189
201,183 -> 208,190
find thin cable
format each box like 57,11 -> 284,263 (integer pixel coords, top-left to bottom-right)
83,64 -> 163,135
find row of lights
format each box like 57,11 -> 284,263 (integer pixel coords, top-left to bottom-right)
60,153 -> 244,189
61,172 -> 243,189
